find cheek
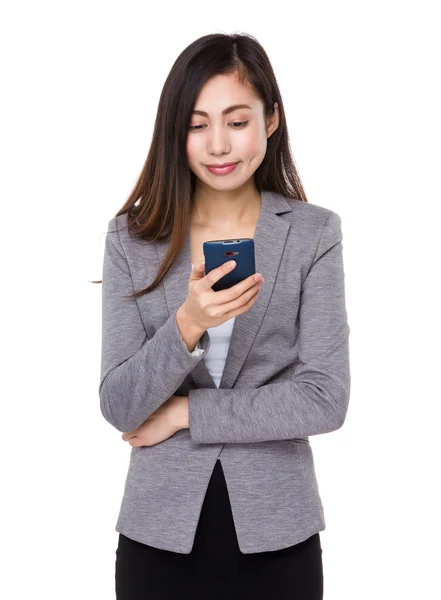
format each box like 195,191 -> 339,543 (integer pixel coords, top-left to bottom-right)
238,124 -> 266,155
240,133 -> 266,161
186,137 -> 203,165
186,137 -> 194,160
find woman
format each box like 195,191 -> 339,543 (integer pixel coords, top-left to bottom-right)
99,32 -> 351,600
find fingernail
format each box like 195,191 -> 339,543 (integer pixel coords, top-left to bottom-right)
229,260 -> 236,268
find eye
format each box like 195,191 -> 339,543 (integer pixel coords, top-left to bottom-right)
188,121 -> 249,132
230,121 -> 248,129
188,125 -> 204,131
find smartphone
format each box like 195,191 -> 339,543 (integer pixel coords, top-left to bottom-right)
203,238 -> 256,292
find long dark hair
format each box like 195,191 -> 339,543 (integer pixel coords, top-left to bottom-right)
97,32 -> 308,298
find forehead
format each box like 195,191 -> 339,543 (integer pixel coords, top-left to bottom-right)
192,73 -> 260,114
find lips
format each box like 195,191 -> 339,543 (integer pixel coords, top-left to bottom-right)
205,162 -> 239,175
205,162 -> 238,167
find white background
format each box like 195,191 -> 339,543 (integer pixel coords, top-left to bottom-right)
1,1 -> 440,598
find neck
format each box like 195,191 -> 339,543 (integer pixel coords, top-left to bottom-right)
190,184 -> 261,229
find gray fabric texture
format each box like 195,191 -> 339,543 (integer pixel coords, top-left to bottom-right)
99,189 -> 351,554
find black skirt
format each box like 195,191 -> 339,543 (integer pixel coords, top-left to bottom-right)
115,458 -> 323,599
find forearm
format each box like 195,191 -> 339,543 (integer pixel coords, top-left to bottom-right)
188,362 -> 350,445
173,395 -> 190,430
100,308 -> 209,433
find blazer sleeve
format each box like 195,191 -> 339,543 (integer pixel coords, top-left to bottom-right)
188,211 -> 351,444
99,217 -> 210,433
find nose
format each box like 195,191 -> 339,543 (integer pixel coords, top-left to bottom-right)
207,125 -> 231,155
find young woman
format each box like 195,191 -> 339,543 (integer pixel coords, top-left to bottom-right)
99,32 -> 351,600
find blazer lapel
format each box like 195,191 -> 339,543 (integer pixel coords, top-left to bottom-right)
157,189 -> 293,390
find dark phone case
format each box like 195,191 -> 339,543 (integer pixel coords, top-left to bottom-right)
203,238 -> 256,292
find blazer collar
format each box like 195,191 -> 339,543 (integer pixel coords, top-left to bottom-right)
156,189 -> 293,390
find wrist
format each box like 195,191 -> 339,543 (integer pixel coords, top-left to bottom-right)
178,304 -> 203,333
173,395 -> 189,430
176,305 -> 205,352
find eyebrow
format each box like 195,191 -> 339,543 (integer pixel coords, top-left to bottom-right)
191,104 -> 253,117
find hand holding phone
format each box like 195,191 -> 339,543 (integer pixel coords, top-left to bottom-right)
181,260 -> 264,331
204,237 -> 255,291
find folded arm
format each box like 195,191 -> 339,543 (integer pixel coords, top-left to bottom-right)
98,218 -> 209,433
188,212 -> 351,444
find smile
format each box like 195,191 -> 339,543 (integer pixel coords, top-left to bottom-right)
205,163 -> 239,175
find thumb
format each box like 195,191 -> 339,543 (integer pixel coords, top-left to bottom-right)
191,260 -> 205,278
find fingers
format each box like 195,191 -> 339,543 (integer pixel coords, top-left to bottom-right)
190,260 -> 206,279
199,259 -> 237,291
213,271 -> 264,303
202,259 -> 260,293
193,259 -> 264,297
220,280 -> 262,317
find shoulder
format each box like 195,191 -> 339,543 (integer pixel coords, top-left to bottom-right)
106,212 -> 129,234
105,213 -> 136,249
279,196 -> 342,237
286,197 -> 337,220
105,212 -> 158,267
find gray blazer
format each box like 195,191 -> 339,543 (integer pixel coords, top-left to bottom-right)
99,189 -> 351,554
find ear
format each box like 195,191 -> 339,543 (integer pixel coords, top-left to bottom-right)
267,101 -> 279,138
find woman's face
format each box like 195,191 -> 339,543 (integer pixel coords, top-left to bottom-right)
186,73 -> 279,192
